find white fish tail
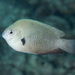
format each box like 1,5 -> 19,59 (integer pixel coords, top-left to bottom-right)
57,39 -> 75,54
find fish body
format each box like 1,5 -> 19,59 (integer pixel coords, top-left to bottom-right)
2,19 -> 75,54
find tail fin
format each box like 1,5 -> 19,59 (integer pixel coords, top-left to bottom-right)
57,39 -> 75,54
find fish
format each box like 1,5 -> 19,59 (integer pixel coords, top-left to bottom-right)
2,19 -> 75,55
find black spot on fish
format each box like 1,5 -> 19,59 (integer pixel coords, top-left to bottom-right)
21,37 -> 25,45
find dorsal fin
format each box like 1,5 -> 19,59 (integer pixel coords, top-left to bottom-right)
42,23 -> 65,37
36,21 -> 65,38
27,19 -> 65,37
50,26 -> 65,37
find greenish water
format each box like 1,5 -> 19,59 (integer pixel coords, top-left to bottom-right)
0,0 -> 75,75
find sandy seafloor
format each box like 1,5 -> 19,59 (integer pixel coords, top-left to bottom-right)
0,0 -> 75,75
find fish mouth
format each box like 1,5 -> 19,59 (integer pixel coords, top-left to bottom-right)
2,31 -> 5,39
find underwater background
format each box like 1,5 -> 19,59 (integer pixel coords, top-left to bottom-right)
0,0 -> 75,75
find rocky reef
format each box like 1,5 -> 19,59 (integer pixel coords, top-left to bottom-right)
0,0 -> 75,75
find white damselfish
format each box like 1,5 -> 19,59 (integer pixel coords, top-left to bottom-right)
2,19 -> 75,54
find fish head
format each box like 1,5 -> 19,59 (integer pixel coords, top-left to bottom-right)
2,23 -> 24,51
2,26 -> 15,41
2,23 -> 21,40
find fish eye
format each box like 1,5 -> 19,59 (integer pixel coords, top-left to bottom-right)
9,30 -> 13,34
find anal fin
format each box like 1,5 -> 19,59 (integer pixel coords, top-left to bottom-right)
38,49 -> 64,55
